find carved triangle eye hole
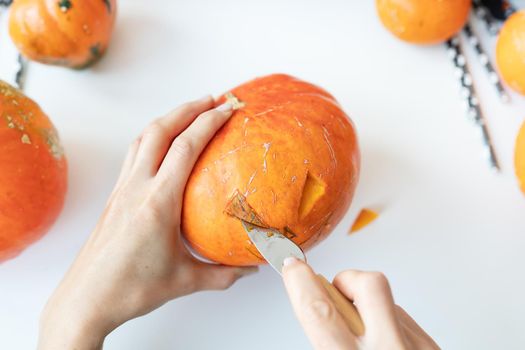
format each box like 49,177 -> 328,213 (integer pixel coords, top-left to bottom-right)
298,172 -> 326,219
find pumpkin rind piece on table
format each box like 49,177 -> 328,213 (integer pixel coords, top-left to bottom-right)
496,10 -> 525,96
182,74 -> 360,266
0,80 -> 67,262
376,0 -> 471,44
8,0 -> 117,69
516,121 -> 525,195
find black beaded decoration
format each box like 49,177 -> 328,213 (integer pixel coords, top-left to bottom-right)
446,36 -> 500,171
463,23 -> 510,102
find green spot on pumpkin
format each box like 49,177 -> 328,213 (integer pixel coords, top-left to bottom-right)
73,43 -> 104,69
58,0 -> 72,12
102,0 -> 111,13
90,44 -> 101,58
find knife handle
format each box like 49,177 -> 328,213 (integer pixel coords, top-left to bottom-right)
316,274 -> 365,336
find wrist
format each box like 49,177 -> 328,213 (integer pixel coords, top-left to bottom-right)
38,296 -> 109,350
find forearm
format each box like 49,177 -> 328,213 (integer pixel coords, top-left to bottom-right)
38,291 -> 109,350
38,309 -> 106,350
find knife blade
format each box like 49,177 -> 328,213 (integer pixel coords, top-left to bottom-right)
241,219 -> 365,336
241,220 -> 305,274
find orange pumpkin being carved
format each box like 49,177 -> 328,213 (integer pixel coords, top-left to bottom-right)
9,0 -> 117,68
0,80 -> 67,262
182,74 -> 360,266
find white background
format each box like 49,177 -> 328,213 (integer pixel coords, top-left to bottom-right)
1,1 -> 525,349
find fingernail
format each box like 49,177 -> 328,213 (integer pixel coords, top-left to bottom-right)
283,256 -> 300,267
216,102 -> 233,113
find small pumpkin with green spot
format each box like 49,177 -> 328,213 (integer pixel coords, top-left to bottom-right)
0,80 -> 67,262
8,0 -> 117,68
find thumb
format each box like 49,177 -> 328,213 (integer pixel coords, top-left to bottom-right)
190,261 -> 259,291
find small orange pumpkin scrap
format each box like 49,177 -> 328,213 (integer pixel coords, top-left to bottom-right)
349,208 -> 379,233
515,121 -> 525,195
376,0 -> 472,44
496,10 -> 525,96
0,80 -> 67,262
8,0 -> 117,69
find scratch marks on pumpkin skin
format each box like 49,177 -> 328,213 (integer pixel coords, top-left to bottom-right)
270,189 -> 277,204
294,116 -> 303,127
220,171 -> 232,184
262,142 -> 271,173
336,116 -> 348,130
247,170 -> 257,187
322,126 -> 337,170
213,145 -> 247,164
243,117 -> 250,138
243,170 -> 258,197
250,101 -> 293,118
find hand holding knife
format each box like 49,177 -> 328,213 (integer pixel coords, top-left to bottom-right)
241,220 -> 365,336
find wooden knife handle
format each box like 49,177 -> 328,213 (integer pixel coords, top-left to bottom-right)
317,274 -> 365,336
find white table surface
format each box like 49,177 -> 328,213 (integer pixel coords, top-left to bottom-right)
1,1 -> 525,349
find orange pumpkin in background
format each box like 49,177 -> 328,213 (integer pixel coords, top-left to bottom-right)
376,0 -> 471,44
516,121 -> 525,195
182,74 -> 360,266
8,0 -> 117,68
0,81 -> 67,262
496,10 -> 525,96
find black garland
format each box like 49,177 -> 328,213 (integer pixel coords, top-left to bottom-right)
446,37 -> 500,171
474,0 -> 517,34
463,23 -> 509,102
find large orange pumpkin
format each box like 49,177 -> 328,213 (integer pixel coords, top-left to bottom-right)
376,0 -> 471,44
8,0 -> 117,68
496,10 -> 525,96
0,80 -> 67,262
182,74 -> 360,266
516,121 -> 525,195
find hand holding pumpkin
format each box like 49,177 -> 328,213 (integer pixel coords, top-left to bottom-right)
38,97 -> 258,350
282,259 -> 440,350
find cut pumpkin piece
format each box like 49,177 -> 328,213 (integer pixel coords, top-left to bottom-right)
224,190 -> 266,226
350,209 -> 379,233
298,172 -> 326,219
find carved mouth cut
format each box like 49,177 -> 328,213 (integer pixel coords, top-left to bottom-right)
224,190 -> 266,227
224,190 -> 300,255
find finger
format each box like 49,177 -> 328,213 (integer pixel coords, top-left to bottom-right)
396,306 -> 440,349
282,258 -> 357,350
189,260 -> 258,292
132,95 -> 214,177
333,271 -> 406,346
156,102 -> 233,198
